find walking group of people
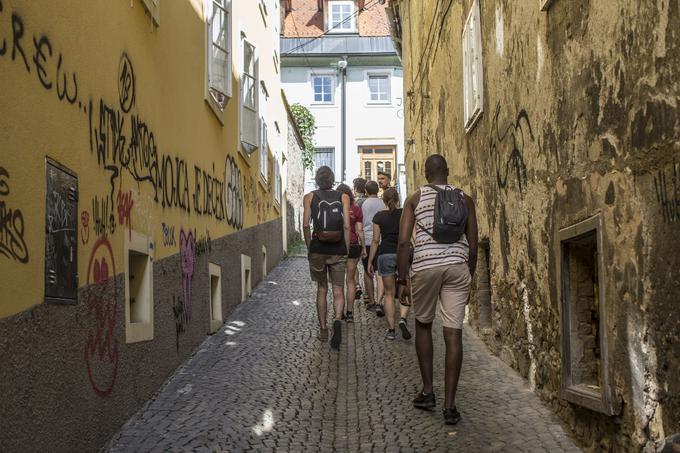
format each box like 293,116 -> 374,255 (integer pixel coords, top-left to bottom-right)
302,154 -> 478,425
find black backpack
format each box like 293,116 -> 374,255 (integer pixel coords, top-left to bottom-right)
313,190 -> 344,243
417,185 -> 468,244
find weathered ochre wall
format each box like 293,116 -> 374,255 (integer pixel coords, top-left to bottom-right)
397,0 -> 679,451
0,1 -> 287,451
0,0 -> 281,319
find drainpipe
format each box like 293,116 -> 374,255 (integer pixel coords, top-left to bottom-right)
338,57 -> 348,183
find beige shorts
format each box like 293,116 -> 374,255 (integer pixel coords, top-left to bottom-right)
411,262 -> 471,329
309,253 -> 347,287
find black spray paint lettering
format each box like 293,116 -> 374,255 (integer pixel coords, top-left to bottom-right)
193,164 -> 226,220
161,222 -> 176,247
224,156 -> 243,230
0,9 -> 78,105
195,229 -> 212,257
118,53 -> 135,113
91,195 -> 116,237
0,167 -> 29,263
489,103 -> 533,195
172,296 -> 188,352
654,161 -> 680,224
47,190 -> 74,234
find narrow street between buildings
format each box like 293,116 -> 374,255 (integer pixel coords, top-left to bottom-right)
107,256 -> 580,452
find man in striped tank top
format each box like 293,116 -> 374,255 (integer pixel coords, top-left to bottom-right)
396,154 -> 478,426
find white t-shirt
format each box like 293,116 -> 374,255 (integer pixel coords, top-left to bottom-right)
361,197 -> 385,244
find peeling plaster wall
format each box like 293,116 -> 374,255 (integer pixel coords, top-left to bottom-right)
397,0 -> 680,450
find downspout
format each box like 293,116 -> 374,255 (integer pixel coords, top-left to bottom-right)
340,57 -> 347,183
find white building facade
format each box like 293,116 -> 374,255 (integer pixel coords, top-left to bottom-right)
280,1 -> 405,196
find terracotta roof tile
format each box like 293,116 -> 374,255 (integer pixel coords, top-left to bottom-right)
282,0 -> 391,38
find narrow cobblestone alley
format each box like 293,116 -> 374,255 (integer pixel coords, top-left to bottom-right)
107,257 -> 580,452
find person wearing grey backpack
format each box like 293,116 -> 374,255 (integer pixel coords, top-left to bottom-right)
396,154 -> 478,426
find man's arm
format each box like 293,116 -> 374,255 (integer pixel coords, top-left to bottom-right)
397,191 -> 420,282
342,193 -> 351,255
302,193 -> 313,252
465,195 -> 478,278
356,221 -> 365,250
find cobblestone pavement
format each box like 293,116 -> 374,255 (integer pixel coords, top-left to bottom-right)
108,257 -> 581,452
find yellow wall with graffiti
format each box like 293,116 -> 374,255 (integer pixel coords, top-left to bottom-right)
0,0 -> 286,318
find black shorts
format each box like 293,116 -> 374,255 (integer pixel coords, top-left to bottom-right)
361,246 -> 377,270
348,244 -> 362,259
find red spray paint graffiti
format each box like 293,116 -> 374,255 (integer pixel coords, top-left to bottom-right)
117,189 -> 133,240
179,229 -> 195,320
84,237 -> 119,397
80,210 -> 90,245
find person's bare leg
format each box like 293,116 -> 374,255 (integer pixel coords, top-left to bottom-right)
443,327 -> 463,408
332,284 -> 345,321
400,299 -> 410,319
383,275 -> 396,329
346,259 -> 358,313
415,319 -> 434,394
363,268 -> 375,304
316,283 -> 328,330
376,274 -> 384,305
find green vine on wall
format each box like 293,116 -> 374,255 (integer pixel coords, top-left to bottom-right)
290,103 -> 317,170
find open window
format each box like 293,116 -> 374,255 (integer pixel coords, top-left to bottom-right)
206,0 -> 232,117
125,231 -> 154,343
241,39 -> 259,154
462,0 -> 484,132
557,213 -> 618,415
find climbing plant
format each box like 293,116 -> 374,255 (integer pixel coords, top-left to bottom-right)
290,103 -> 317,170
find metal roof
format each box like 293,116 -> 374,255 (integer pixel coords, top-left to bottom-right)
281,35 -> 397,56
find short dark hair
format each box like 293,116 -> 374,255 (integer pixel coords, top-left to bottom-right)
377,171 -> 392,180
315,166 -> 335,190
336,183 -> 354,205
424,154 -> 448,180
365,180 -> 379,195
353,177 -> 367,194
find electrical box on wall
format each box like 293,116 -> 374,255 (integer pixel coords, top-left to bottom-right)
45,159 -> 78,304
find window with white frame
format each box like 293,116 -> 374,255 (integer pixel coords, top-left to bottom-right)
207,0 -> 231,111
312,75 -> 334,103
328,1 -> 356,32
241,39 -> 258,152
274,159 -> 281,205
260,119 -> 268,181
368,74 -> 391,103
463,0 -> 483,132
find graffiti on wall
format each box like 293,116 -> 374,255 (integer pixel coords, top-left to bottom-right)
654,161 -> 680,224
161,222 -> 176,246
0,7 -> 79,107
116,189 -> 133,239
118,53 -> 135,113
489,103 -> 534,196
195,229 -> 211,256
0,166 -> 29,263
84,236 -> 119,397
172,295 -> 187,352
80,211 -> 90,245
91,195 -> 116,237
179,229 -> 195,320
225,156 -> 243,229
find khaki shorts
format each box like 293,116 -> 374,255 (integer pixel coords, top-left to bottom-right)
309,253 -> 347,287
411,262 -> 471,329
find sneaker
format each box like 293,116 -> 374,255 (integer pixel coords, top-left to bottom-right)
346,312 -> 354,323
443,407 -> 462,425
355,288 -> 363,300
318,328 -> 328,341
413,391 -> 436,410
398,319 -> 412,340
367,303 -> 378,312
386,329 -> 396,340
375,305 -> 385,317
330,320 -> 342,349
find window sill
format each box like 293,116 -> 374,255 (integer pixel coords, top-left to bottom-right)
238,145 -> 254,166
310,103 -> 337,109
366,102 -> 392,108
464,108 -> 483,134
205,96 -> 226,125
258,175 -> 269,192
273,199 -> 281,213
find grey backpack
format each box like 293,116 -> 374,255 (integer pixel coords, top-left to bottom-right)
417,185 -> 468,243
